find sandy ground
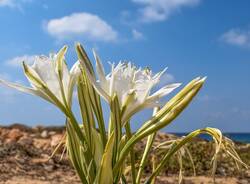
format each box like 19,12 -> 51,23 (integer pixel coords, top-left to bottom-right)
0,124 -> 249,184
1,176 -> 248,184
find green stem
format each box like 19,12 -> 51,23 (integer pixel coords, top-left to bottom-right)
76,43 -> 107,147
136,108 -> 159,184
66,121 -> 89,184
66,109 -> 97,177
136,132 -> 156,184
125,122 -> 136,184
92,89 -> 107,146
77,79 -> 93,149
108,117 -> 114,138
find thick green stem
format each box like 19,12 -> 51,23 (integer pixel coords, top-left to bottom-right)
92,90 -> 107,146
136,132 -> 156,184
65,109 -> 97,178
136,108 -> 159,184
125,122 -> 137,184
76,43 -> 107,147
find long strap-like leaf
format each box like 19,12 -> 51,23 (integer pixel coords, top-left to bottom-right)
96,134 -> 115,184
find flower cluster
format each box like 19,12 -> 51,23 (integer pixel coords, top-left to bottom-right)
82,51 -> 181,122
0,44 -> 246,184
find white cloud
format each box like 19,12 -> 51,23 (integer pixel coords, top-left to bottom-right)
0,0 -> 14,7
132,29 -> 144,40
5,55 -> 36,67
45,12 -> 118,42
0,0 -> 32,8
132,0 -> 201,23
221,28 -> 250,48
156,72 -> 175,88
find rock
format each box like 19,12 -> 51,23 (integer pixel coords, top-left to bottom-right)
41,130 -> 48,138
217,167 -> 226,176
246,170 -> 250,178
15,156 -> 26,164
18,136 -> 33,145
33,139 -> 50,149
239,179 -> 249,184
44,164 -> 54,172
51,134 -> 63,147
48,131 -> 56,136
7,128 -> 23,141
31,158 -> 48,164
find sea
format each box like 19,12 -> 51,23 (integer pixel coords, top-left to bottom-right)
172,133 -> 250,143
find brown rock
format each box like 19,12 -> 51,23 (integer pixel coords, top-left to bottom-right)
18,136 -> 33,145
48,131 -> 56,136
51,134 -> 64,147
31,158 -> 49,164
44,165 -> 54,172
33,139 -> 50,149
41,130 -> 48,138
7,128 -> 23,141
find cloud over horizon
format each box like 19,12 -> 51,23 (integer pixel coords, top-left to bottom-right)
0,0 -> 32,9
5,55 -> 36,67
132,29 -> 144,40
0,0 -> 13,7
221,28 -> 250,48
45,12 -> 118,42
132,0 -> 201,23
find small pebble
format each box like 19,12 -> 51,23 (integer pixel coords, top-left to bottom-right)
41,130 -> 48,138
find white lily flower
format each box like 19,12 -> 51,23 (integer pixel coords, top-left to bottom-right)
0,46 -> 81,110
80,51 -> 181,122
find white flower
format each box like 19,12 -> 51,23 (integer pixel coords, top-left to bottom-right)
0,46 -> 81,110
80,51 -> 181,122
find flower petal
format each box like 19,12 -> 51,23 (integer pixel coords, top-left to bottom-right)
148,83 -> 181,102
61,60 -> 70,99
67,61 -> 81,106
0,79 -> 55,104
55,45 -> 68,78
153,67 -> 168,81
23,62 -> 46,89
122,100 -> 159,123
93,49 -> 106,83
32,56 -> 63,102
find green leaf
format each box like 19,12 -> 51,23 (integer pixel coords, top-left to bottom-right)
110,94 -> 122,165
91,127 -> 104,168
96,134 -> 115,184
22,62 -> 46,89
66,121 -> 89,184
136,107 -> 159,183
56,45 -> 68,79
76,43 -> 107,146
77,73 -> 95,145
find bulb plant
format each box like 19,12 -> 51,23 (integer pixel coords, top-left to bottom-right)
0,43 -> 248,184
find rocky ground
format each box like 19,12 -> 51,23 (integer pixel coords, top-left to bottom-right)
0,124 -> 249,184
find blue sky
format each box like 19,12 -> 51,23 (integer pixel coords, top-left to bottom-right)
0,0 -> 249,132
